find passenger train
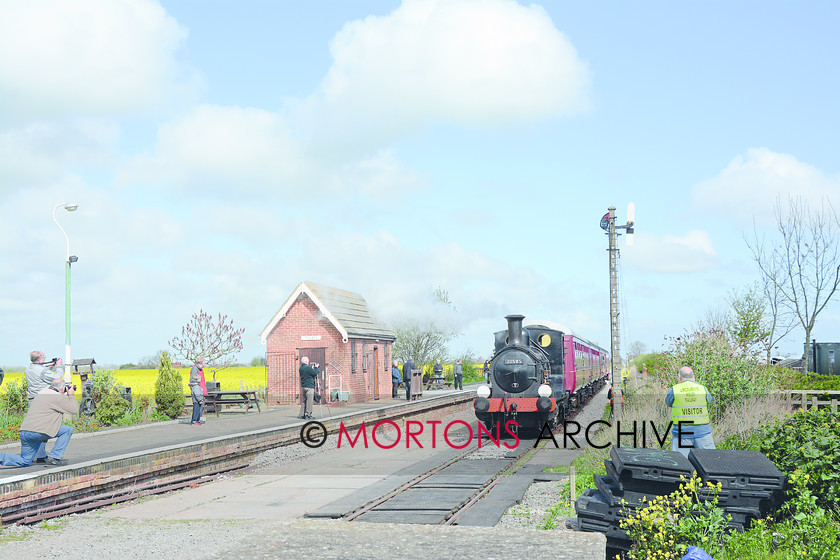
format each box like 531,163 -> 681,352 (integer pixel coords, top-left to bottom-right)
473,314 -> 609,436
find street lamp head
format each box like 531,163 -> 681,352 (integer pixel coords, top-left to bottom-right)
64,203 -> 78,212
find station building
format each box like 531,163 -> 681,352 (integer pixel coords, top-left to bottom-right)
260,281 -> 396,405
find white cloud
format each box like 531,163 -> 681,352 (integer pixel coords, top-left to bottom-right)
300,0 -> 590,143
0,119 -> 119,189
624,230 -> 718,273
126,104 -> 424,199
692,148 -> 840,226
0,0 -> 196,122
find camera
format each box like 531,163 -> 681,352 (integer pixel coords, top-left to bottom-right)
45,357 -> 59,367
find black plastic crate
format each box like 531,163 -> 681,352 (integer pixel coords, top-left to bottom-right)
594,474 -> 654,508
611,446 -> 695,482
725,506 -> 762,528
575,488 -> 633,523
575,515 -> 630,541
606,536 -> 633,551
605,459 -> 683,496
689,449 -> 785,491
699,487 -> 781,516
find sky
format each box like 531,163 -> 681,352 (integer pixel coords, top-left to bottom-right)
2,0 -> 839,368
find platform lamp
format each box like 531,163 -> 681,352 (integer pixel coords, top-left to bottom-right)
53,202 -> 78,382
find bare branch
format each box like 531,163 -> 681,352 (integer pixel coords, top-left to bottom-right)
168,309 -> 245,372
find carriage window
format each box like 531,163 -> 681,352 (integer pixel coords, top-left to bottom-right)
538,334 -> 551,347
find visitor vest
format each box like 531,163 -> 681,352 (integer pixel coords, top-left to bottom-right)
671,381 -> 710,426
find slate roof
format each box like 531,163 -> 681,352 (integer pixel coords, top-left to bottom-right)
260,281 -> 395,344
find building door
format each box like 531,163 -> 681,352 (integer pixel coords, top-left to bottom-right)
299,348 -> 326,395
373,346 -> 380,399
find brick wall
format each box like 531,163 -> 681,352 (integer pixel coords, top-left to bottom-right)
265,294 -> 393,405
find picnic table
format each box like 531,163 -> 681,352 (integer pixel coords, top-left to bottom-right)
204,390 -> 261,417
425,377 -> 453,390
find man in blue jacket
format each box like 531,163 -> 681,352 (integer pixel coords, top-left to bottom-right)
391,360 -> 401,398
298,356 -> 319,419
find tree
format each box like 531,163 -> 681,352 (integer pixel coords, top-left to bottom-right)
154,351 -> 184,419
693,307 -> 729,334
393,321 -> 456,367
250,355 -> 267,367
168,310 -> 244,374
137,350 -> 165,369
628,341 -> 647,359
726,284 -> 768,357
748,196 -> 840,373
392,286 -> 460,368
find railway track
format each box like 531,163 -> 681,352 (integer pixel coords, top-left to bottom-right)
2,385 -> 604,527
344,382 -> 605,526
0,391 -> 475,526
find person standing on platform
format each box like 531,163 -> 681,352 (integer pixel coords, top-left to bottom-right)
402,358 -> 416,401
25,351 -> 62,462
0,378 -> 78,467
453,359 -> 463,390
391,360 -> 401,398
666,366 -> 715,458
433,359 -> 443,380
298,356 -> 319,419
188,357 -> 206,426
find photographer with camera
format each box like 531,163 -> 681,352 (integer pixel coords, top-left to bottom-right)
25,351 -> 63,463
0,378 -> 78,467
298,356 -> 319,419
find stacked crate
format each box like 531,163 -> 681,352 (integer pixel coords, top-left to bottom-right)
572,447 -> 786,551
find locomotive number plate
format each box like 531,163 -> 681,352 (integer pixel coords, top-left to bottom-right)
504,359 -> 523,364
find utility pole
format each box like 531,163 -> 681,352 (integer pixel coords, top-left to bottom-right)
601,204 -> 634,419
608,206 -> 622,418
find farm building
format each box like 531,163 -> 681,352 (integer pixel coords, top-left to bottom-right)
260,281 -> 396,405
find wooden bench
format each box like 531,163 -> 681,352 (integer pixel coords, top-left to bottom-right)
425,378 -> 453,390
203,390 -> 261,417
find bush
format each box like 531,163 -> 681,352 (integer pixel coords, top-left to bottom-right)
760,408 -> 840,509
154,351 -> 184,419
621,475 -> 731,559
94,391 -> 130,426
634,352 -> 670,375
89,369 -> 119,404
0,378 -> 28,415
661,329 -> 777,420
791,373 -> 840,391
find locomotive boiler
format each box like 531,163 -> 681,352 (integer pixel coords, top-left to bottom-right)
474,314 -> 609,436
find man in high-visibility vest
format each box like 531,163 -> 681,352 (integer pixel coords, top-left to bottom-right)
665,366 -> 715,457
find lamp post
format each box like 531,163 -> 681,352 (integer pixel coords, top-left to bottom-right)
53,202 -> 78,382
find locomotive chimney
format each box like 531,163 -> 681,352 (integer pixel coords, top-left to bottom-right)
506,314 -> 525,346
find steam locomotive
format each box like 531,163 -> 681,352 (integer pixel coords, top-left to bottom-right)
474,314 -> 609,436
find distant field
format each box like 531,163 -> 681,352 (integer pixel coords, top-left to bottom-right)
0,366 -> 267,397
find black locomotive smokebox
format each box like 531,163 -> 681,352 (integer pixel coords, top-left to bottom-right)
689,449 -> 785,491
594,474 -> 652,508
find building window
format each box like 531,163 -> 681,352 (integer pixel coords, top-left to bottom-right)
351,340 -> 356,373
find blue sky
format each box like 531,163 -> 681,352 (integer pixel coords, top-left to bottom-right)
2,0 -> 839,367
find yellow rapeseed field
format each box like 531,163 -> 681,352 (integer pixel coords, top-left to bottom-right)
0,366 -> 267,398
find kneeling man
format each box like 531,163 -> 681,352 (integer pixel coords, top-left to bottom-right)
0,378 -> 78,467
